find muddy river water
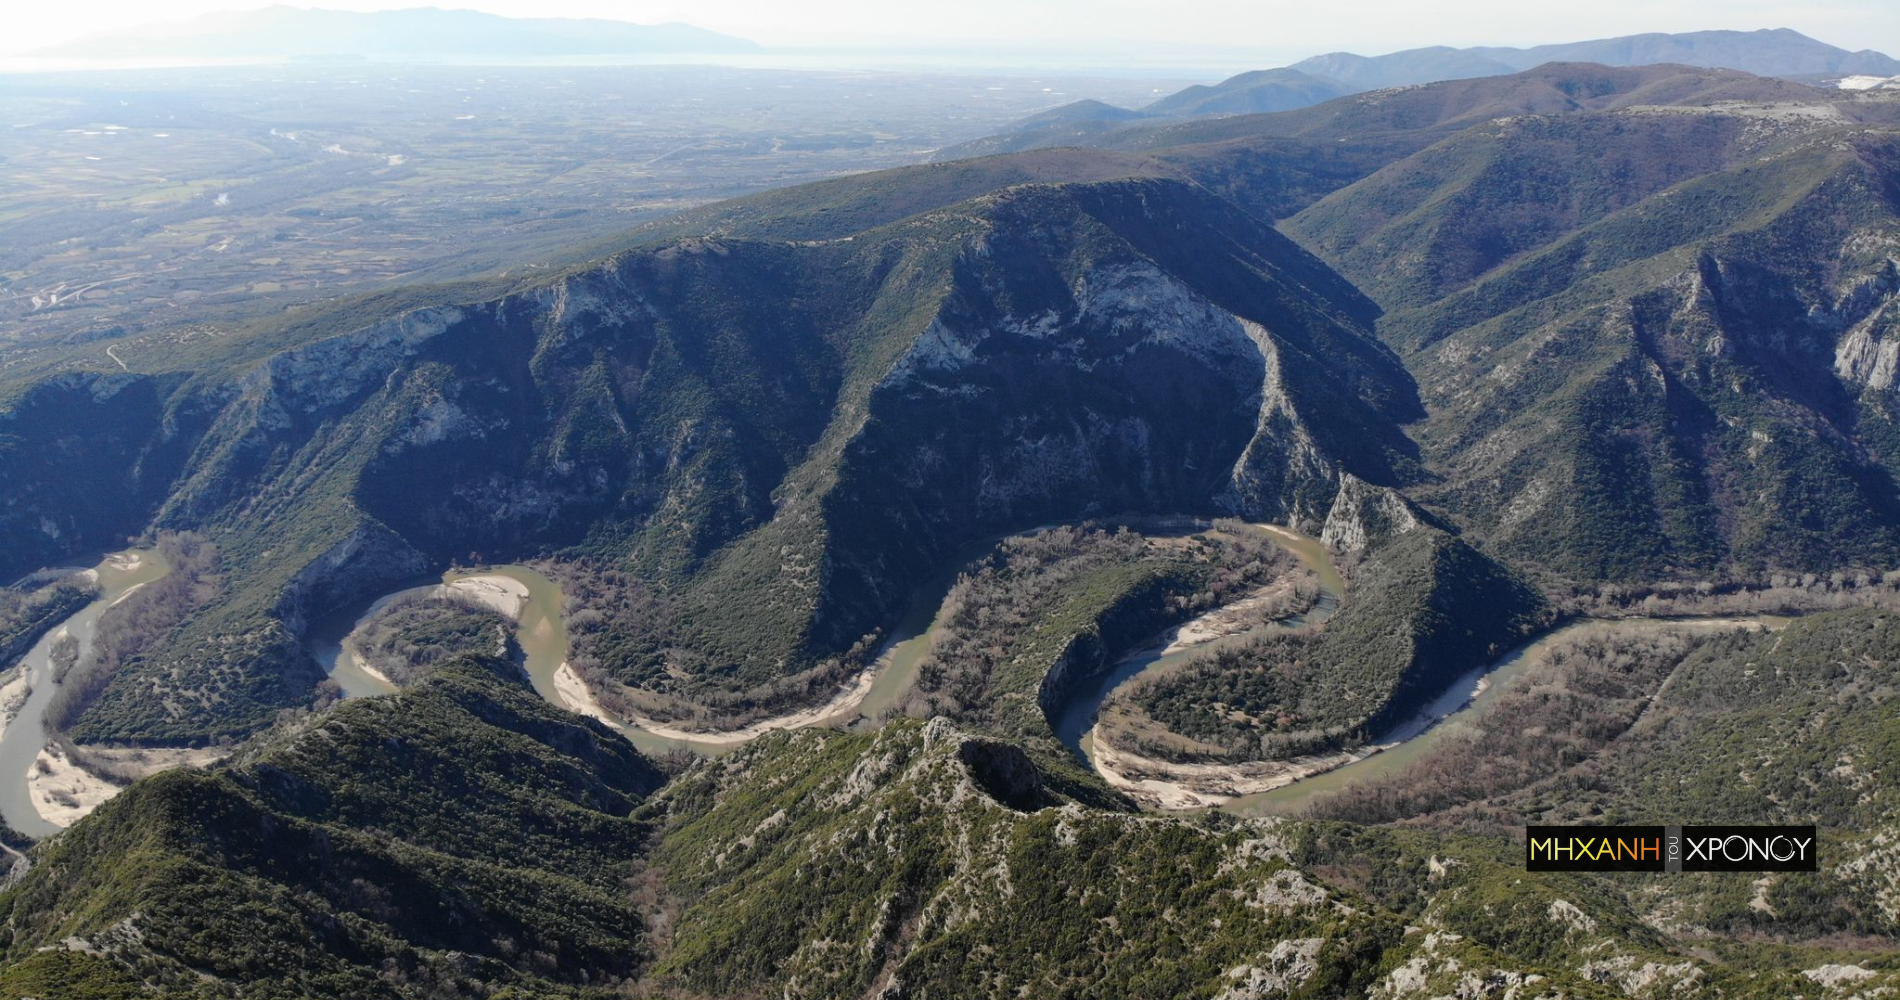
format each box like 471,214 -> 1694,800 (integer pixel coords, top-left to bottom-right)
7,522 -> 1785,833
0,549 -> 169,838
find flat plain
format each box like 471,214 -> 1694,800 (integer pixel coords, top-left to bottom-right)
0,64 -> 1184,369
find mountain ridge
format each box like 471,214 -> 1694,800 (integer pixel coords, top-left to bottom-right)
3,63 -> 1897,752
2,174 -> 1427,743
5,640 -> 1895,997
936,29 -> 1895,162
4,52 -> 1900,997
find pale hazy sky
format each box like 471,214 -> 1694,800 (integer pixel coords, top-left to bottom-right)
3,0 -> 1896,64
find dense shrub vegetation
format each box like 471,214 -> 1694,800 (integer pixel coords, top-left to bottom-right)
644,721 -> 1413,1000
557,558 -> 884,728
353,594 -> 514,686
51,534 -> 218,739
903,521 -> 1315,737
1558,570 -> 1900,618
0,657 -> 665,998
0,577 -> 97,668
1306,625 -> 1708,826
1118,529 -> 1548,761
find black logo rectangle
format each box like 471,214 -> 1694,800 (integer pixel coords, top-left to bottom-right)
1526,825 -> 1817,873
1526,825 -> 1666,872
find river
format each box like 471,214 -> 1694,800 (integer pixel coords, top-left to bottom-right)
1059,524 -> 1344,754
0,520 -> 1807,844
1056,535 -> 1790,813
306,526 -> 1081,754
0,527 -> 1804,834
1222,615 -> 1786,816
308,519 -> 1325,757
0,549 -> 169,839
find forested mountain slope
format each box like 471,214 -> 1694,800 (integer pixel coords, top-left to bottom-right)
1287,99 -> 1900,582
2,62 -> 1895,747
1,177 -> 1422,742
0,656 -> 666,997
5,46 -> 1900,1000
5,648 -> 1894,998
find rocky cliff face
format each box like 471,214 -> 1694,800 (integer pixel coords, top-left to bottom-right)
1294,109 -> 1900,582
805,182 -> 1418,667
0,372 -> 199,580
1,177 -> 1428,740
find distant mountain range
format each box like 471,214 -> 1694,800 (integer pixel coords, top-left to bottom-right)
1463,27 -> 1900,78
1295,27 -> 1900,91
33,5 -> 759,61
5,59 -> 1900,995
9,59 -> 1895,744
939,27 -> 1900,159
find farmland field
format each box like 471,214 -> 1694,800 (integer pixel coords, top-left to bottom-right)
0,63 -> 1182,367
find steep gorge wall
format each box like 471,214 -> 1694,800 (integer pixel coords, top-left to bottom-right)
5,178 -> 1434,739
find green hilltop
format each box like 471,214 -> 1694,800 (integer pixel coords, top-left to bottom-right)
4,630 -> 1896,997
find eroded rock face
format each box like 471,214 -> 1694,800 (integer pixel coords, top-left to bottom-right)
1831,261 -> 1900,391
1320,473 -> 1425,558
956,738 -> 1048,812
2,178 -> 1428,740
272,523 -> 429,634
810,181 -> 1418,659
0,372 -> 192,581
